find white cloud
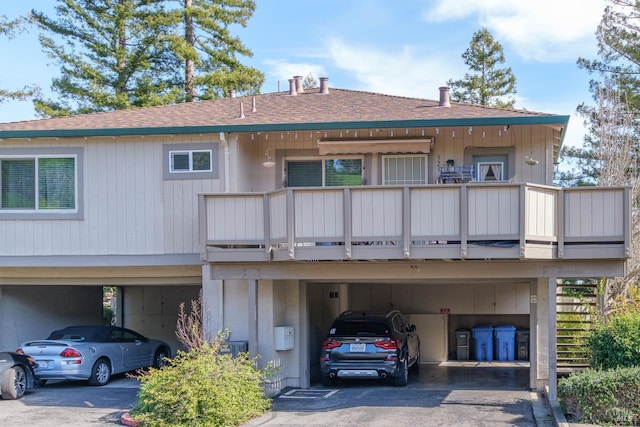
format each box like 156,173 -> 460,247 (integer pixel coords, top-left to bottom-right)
262,59 -> 327,89
327,38 -> 461,99
424,0 -> 604,62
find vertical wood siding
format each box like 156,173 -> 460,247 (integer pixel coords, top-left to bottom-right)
0,137 -> 220,256
564,188 -> 624,239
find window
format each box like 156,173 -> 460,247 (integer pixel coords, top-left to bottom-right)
169,150 -> 212,173
286,157 -> 363,187
382,155 -> 427,185
476,162 -> 504,181
1,155 -> 77,211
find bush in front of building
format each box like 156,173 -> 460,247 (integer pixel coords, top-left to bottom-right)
587,310 -> 640,369
558,366 -> 640,425
129,339 -> 272,427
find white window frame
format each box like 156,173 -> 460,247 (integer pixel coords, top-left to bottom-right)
382,154 -> 428,185
284,155 -> 364,187
169,149 -> 213,174
476,161 -> 504,181
0,153 -> 78,213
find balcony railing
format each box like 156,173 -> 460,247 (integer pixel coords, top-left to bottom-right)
199,183 -> 630,262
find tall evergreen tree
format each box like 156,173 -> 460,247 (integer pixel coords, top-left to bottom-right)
447,28 -> 517,108
32,0 -> 180,116
159,0 -> 264,102
31,0 -> 264,116
568,0 -> 640,311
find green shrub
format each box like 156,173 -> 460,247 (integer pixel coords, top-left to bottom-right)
588,310 -> 640,369
558,366 -> 640,426
130,341 -> 272,427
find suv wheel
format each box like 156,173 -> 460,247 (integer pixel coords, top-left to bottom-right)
394,358 -> 408,387
321,375 -> 336,387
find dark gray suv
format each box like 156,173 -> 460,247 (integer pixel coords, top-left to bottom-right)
319,310 -> 420,386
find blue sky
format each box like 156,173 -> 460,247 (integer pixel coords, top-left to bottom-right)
0,0 -> 606,148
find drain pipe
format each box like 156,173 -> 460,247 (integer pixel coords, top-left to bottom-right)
219,132 -> 230,193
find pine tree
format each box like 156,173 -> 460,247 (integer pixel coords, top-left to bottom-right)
160,0 -> 264,102
447,28 -> 517,108
30,0 -> 264,116
31,0 -> 180,116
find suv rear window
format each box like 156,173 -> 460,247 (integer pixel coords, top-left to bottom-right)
330,319 -> 391,336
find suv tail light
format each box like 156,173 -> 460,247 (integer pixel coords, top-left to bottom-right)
60,348 -> 83,358
374,339 -> 398,350
321,339 -> 342,350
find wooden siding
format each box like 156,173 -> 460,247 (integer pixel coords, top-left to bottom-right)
0,136 -> 220,256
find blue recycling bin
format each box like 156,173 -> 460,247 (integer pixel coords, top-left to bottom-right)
494,325 -> 516,361
472,325 -> 494,361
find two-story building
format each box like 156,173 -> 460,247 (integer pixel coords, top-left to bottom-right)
0,77 -> 629,399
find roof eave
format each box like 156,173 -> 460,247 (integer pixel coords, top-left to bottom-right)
0,115 -> 570,139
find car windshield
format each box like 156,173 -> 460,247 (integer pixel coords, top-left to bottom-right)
330,319 -> 390,336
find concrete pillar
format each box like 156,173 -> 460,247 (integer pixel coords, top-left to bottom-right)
536,277 -> 549,390
248,279 -> 258,355
534,276 -> 558,400
529,279 -> 537,390
201,264 -> 223,341
547,277 -> 558,401
299,281 -> 310,388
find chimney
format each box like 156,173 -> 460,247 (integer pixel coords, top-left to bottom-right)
294,75 -> 304,93
438,86 -> 451,107
288,78 -> 297,96
229,89 -> 236,98
319,77 -> 329,94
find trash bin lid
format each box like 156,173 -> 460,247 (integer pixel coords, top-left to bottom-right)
494,325 -> 516,331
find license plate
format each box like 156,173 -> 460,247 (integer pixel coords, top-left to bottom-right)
350,343 -> 366,352
38,361 -> 49,369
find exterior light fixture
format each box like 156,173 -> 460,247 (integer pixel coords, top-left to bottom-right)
262,148 -> 275,168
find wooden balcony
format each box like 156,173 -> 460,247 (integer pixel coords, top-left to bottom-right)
199,183 -> 630,263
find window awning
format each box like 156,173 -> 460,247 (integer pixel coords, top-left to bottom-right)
317,138 -> 432,155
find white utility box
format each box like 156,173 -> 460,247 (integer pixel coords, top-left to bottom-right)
274,326 -> 294,350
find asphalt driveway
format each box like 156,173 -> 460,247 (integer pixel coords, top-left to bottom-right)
0,362 -> 558,427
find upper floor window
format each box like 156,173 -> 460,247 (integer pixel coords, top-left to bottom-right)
286,157 -> 363,187
476,162 -> 504,181
1,155 -> 77,211
169,150 -> 212,173
382,155 -> 427,185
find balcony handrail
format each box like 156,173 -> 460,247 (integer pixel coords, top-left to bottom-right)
199,183 -> 630,262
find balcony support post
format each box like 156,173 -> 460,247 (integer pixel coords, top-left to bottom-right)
403,187 -> 411,258
263,194 -> 271,260
287,189 -> 295,259
344,188 -> 352,259
558,188 -> 565,259
519,185 -> 526,259
460,186 -> 468,259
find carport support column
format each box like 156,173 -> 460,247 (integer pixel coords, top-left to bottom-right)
201,264 -> 224,339
248,279 -> 258,355
535,276 -> 558,400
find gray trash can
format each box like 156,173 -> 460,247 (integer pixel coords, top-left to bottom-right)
516,329 -> 530,360
456,329 -> 471,360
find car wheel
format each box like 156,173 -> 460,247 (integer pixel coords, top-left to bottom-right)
410,345 -> 421,371
153,349 -> 169,368
321,375 -> 336,387
88,358 -> 111,386
1,366 -> 27,399
394,358 -> 408,387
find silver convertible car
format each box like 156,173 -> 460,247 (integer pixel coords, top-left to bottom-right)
17,325 -> 171,386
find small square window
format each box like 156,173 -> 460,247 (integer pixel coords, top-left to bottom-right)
169,150 -> 212,173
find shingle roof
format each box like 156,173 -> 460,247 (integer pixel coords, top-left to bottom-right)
0,88 -> 568,137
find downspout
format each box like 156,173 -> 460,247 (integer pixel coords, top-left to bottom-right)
219,132 -> 230,193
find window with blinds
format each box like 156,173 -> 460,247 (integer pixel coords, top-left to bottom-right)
286,158 -> 363,187
382,155 -> 427,185
1,156 -> 76,210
